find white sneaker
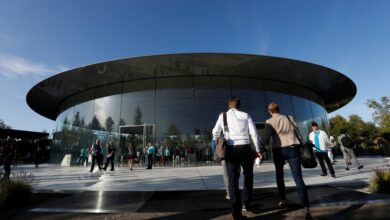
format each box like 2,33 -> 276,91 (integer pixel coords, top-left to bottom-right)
278,200 -> 286,207
225,195 -> 230,200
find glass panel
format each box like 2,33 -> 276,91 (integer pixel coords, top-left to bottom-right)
93,94 -> 122,133
193,77 -> 231,152
291,95 -> 313,122
156,77 -> 194,145
264,91 -> 294,116
231,89 -> 267,122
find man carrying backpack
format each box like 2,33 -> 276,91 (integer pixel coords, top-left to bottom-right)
338,129 -> 364,171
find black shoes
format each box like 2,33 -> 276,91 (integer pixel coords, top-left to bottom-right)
320,173 -> 327,177
358,165 -> 364,169
345,167 -> 350,170
331,174 -> 336,178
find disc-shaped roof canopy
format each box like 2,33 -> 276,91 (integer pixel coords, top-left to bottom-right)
27,53 -> 356,120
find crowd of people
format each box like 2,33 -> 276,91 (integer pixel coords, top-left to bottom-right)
80,140 -> 217,172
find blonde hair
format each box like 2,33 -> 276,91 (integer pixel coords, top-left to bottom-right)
268,102 -> 280,113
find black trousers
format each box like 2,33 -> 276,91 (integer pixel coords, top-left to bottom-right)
147,154 -> 154,169
104,156 -> 115,171
3,162 -> 11,179
225,145 -> 255,220
90,155 -> 102,171
315,152 -> 335,175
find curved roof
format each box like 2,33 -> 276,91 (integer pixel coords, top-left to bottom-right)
27,53 -> 356,120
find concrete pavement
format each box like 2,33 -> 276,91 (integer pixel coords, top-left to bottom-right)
3,156 -> 390,219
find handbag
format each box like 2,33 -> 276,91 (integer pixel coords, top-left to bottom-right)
214,112 -> 228,162
285,115 -> 317,168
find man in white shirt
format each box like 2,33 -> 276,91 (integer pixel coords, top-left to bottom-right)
309,122 -> 335,178
212,97 -> 263,220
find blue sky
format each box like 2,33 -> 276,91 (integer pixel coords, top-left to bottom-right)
0,0 -> 389,133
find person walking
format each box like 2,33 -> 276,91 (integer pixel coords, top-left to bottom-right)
89,139 -> 102,172
212,97 -> 263,220
309,122 -> 336,178
260,103 -> 311,218
211,138 -> 230,200
146,142 -> 155,169
103,141 -> 115,171
127,142 -> 137,170
338,129 -> 364,170
328,136 -> 336,164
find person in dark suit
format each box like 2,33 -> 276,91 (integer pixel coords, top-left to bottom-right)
89,139 -> 102,172
103,141 -> 115,171
1,136 -> 15,180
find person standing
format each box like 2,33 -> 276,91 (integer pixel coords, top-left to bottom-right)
260,103 -> 311,218
163,146 -> 170,166
127,142 -> 136,170
103,141 -> 115,171
212,97 -> 263,220
1,136 -> 15,180
338,129 -> 364,170
309,122 -> 336,178
146,142 -> 155,169
78,147 -> 88,166
89,139 -> 102,172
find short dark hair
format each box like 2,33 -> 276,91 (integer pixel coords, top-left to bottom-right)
311,121 -> 318,127
229,97 -> 240,109
268,102 -> 280,113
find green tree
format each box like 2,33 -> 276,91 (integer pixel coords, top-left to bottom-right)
105,117 -> 115,132
119,118 -> 126,126
366,96 -> 390,124
329,114 -> 379,148
0,119 -> 11,129
90,115 -> 102,130
134,105 -> 143,125
72,112 -> 81,127
329,115 -> 348,137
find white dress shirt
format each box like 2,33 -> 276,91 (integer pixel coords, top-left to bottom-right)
212,108 -> 261,153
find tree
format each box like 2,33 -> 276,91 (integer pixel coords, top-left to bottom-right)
72,112 -> 81,127
105,117 -> 115,132
119,118 -> 126,126
329,114 -> 380,150
329,115 -> 348,137
0,119 -> 11,129
366,96 -> 390,125
134,104 -> 143,125
90,115 -> 102,130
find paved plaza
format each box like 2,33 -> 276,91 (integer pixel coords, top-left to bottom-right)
22,157 -> 388,192
4,157 -> 390,219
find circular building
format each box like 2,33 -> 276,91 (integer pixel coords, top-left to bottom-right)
27,53 -> 356,164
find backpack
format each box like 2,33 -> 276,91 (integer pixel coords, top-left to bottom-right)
341,136 -> 355,149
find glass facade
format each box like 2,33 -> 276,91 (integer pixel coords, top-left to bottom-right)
51,76 -> 329,165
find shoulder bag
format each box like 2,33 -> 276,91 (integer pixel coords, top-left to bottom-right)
214,112 -> 228,162
285,115 -> 317,169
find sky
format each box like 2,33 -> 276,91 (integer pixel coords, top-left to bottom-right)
0,0 -> 389,133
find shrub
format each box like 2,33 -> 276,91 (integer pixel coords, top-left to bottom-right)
369,168 -> 390,194
0,170 -> 37,211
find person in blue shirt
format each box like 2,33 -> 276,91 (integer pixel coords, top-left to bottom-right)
146,142 -> 155,169
309,122 -> 335,178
